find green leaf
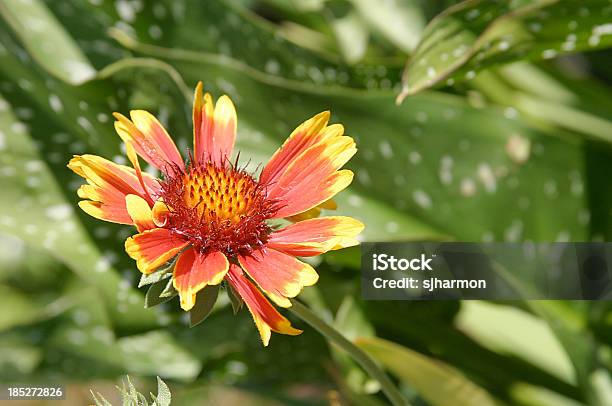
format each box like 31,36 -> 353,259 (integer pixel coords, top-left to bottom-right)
90,390 -> 112,406
136,392 -> 149,406
145,276 -> 176,308
398,0 -> 612,98
154,376 -> 172,406
455,301 -> 575,384
118,376 -> 138,405
356,337 -> 498,406
510,382 -> 585,406
190,285 -> 220,327
0,0 -> 95,84
527,301 -> 602,403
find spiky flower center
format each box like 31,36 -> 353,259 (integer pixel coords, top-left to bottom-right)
160,162 -> 278,257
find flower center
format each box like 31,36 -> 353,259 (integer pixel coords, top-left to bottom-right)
160,162 -> 278,257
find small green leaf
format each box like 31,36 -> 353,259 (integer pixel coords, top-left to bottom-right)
145,277 -> 176,308
115,382 -> 130,405
154,376 -> 172,406
90,390 -> 112,406
190,285 -> 220,327
226,284 -> 243,315
136,392 -> 149,405
126,376 -> 138,402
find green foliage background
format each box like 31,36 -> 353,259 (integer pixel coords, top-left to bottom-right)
0,0 -> 611,404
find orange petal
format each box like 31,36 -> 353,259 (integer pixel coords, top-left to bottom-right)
264,125 -> 356,218
125,194 -> 156,232
226,264 -> 301,346
68,154 -> 159,224
114,110 -> 184,172
192,82 -> 237,165
125,228 -> 188,274
238,247 -> 318,308
173,248 -> 229,311
272,168 -> 354,219
125,141 -> 154,205
260,111 -> 334,185
77,200 -> 130,224
267,216 -> 364,257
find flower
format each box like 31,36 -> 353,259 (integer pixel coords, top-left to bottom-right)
68,82 -> 363,345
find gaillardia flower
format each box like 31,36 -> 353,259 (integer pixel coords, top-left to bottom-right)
68,82 -> 363,345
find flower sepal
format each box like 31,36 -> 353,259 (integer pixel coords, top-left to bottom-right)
189,284 -> 221,327
226,284 -> 244,314
144,275 -> 177,308
159,277 -> 178,298
138,259 -> 176,288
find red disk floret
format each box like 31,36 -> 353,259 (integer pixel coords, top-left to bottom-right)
159,161 -> 279,257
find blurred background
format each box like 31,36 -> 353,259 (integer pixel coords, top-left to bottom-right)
0,0 -> 611,405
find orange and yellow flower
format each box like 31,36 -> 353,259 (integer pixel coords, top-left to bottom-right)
68,82 -> 363,345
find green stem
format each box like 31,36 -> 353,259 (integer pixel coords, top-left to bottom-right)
289,299 -> 408,406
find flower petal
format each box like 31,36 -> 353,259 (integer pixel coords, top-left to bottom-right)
238,247 -> 318,308
260,111 -> 334,185
173,248 -> 229,311
264,125 -> 356,218
272,168 -> 354,219
125,141 -> 155,205
68,154 -> 159,224
267,216 -> 364,257
114,110 -> 184,172
77,200 -> 129,224
125,228 -> 188,274
192,82 -> 237,165
125,194 -> 156,232
226,265 -> 301,346
152,199 -> 170,227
